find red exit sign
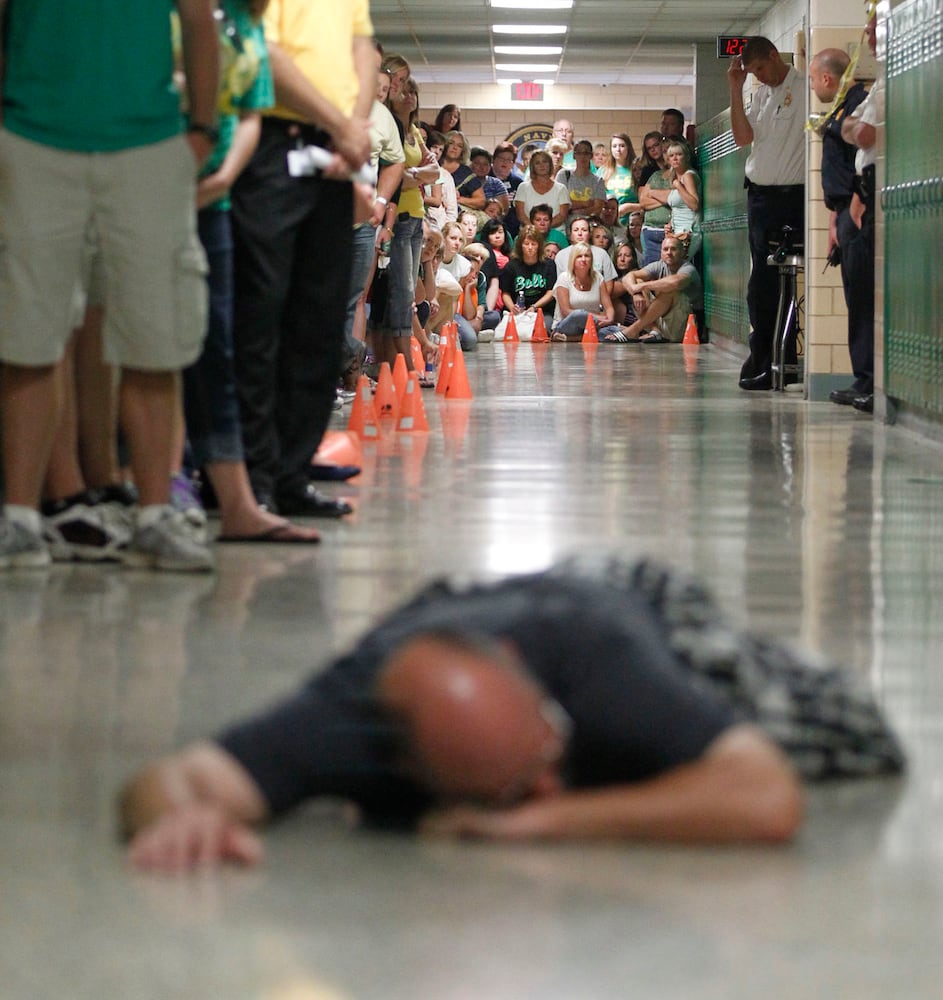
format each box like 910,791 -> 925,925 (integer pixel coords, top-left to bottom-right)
511,82 -> 544,101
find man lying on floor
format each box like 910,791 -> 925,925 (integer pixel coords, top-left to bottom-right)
120,556 -> 905,870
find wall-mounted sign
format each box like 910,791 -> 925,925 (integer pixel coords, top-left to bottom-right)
511,82 -> 544,101
717,35 -> 752,58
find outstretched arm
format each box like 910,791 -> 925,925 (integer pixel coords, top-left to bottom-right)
120,741 -> 269,871
421,723 -> 803,844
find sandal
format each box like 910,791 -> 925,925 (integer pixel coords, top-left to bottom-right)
603,330 -> 629,342
639,331 -> 668,344
551,331 -> 568,342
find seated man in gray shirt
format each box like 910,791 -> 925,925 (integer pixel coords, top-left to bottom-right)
121,555 -> 903,870
607,233 -> 702,342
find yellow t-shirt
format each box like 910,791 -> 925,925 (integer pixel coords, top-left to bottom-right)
399,126 -> 426,219
264,0 -> 373,122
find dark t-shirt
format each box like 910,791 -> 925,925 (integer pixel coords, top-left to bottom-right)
218,571 -> 736,825
451,164 -> 483,202
499,258 -> 558,316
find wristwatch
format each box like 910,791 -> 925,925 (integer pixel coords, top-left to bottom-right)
187,123 -> 220,146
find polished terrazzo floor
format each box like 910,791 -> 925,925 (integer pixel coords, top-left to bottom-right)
2,342 -> 942,998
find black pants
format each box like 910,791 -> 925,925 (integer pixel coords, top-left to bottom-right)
836,204 -> 875,394
741,184 -> 804,379
230,118 -> 353,498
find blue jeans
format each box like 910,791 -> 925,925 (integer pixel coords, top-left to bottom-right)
342,221 -> 377,367
554,310 -> 621,339
377,214 -> 423,337
641,227 -> 664,266
453,314 -> 479,351
183,208 -> 244,466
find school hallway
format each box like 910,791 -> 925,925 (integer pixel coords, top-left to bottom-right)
2,340 -> 941,999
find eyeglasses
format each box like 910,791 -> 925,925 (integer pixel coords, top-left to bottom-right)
494,699 -> 572,805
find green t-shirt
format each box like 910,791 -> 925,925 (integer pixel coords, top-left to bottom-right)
2,1 -> 182,152
200,1 -> 274,210
604,164 -> 637,207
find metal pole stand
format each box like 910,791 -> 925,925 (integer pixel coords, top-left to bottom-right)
768,249 -> 804,392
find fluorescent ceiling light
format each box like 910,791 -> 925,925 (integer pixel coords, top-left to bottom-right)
492,24 -> 567,33
495,62 -> 559,72
490,1 -> 574,9
494,45 -> 563,55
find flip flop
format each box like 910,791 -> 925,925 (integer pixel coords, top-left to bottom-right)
216,523 -> 321,544
639,331 -> 668,343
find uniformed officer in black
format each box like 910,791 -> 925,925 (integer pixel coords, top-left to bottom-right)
809,48 -> 873,406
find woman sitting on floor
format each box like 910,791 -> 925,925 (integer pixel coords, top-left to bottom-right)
550,242 -> 620,342
495,225 -> 557,340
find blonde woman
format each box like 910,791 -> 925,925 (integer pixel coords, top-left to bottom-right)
513,150 -> 570,229
551,242 -> 619,341
642,141 -> 702,259
441,130 -> 486,212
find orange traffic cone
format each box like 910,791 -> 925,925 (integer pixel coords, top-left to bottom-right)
504,311 -> 520,343
532,308 -> 549,343
581,313 -> 599,343
392,351 -> 409,399
313,429 -> 363,470
397,371 -> 430,432
444,340 -> 474,399
682,313 -> 699,345
435,339 -> 452,395
410,336 -> 425,373
374,361 -> 398,421
347,374 -> 380,440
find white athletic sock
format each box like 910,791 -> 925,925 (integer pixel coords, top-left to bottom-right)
4,504 -> 42,533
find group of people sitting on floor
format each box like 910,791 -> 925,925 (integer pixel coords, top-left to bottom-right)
349,83 -> 705,384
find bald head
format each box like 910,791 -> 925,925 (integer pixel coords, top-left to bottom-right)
810,48 -> 851,102
377,634 -> 568,804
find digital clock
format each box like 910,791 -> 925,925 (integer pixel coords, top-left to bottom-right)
717,35 -> 752,58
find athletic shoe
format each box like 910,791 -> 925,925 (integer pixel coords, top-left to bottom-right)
0,516 -> 51,569
122,506 -> 215,572
42,491 -> 127,562
89,484 -> 137,548
170,472 -> 208,542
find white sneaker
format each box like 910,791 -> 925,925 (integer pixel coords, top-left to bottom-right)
42,493 -> 128,562
122,507 -> 215,572
0,517 -> 51,569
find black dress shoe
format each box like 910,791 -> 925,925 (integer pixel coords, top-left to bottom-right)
852,393 -> 874,413
829,387 -> 860,406
276,483 -> 353,518
739,372 -> 772,390
308,463 -> 362,482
